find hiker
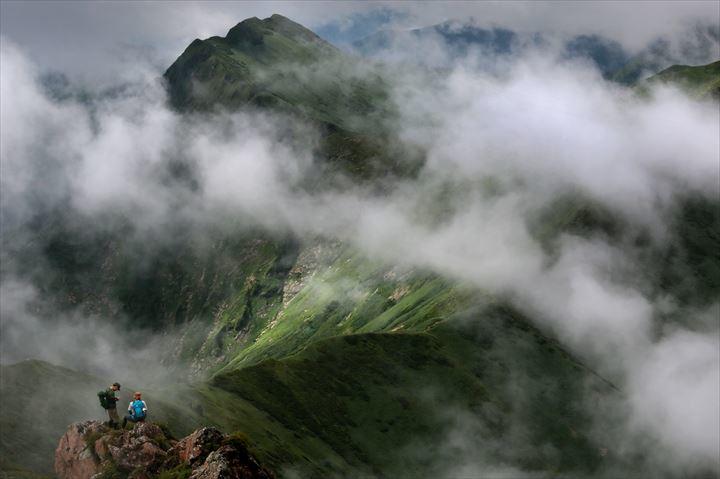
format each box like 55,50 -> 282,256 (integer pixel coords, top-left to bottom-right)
98,382 -> 121,428
123,391 -> 148,428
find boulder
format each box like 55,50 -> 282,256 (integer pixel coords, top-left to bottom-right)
55,420 -> 167,479
190,444 -> 274,479
109,440 -> 167,471
54,420 -> 105,479
171,426 -> 225,466
94,436 -> 111,461
130,421 -> 165,442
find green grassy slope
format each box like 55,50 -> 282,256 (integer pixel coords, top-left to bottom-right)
644,60 -> 720,99
153,304 -> 617,477
218,247 -> 474,372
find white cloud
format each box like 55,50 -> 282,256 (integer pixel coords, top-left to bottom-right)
628,330 -> 720,469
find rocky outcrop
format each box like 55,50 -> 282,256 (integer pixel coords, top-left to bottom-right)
54,421 -> 274,479
190,443 -> 273,479
170,426 -> 225,466
55,421 -> 105,479
102,423 -> 168,472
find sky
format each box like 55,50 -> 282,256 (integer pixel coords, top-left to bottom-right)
1,0 -> 718,83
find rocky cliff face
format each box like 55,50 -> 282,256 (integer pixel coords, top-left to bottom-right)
54,421 -> 273,479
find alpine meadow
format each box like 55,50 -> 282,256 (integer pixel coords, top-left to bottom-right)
0,2 -> 718,479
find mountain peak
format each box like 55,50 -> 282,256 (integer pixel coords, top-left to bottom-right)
164,14 -> 342,112
225,13 -> 327,46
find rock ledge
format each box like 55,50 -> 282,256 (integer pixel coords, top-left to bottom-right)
54,421 -> 274,479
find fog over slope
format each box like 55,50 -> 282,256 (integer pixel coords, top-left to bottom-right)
1,21 -> 719,476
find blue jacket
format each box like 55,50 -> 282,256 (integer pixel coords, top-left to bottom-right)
128,399 -> 147,418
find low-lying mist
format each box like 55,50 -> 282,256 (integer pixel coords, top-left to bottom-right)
1,34 -> 718,475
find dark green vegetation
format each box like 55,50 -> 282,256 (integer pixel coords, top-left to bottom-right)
654,196 -> 720,307
209,313 -> 609,476
531,191 -> 720,307
164,14 -> 420,180
145,303 -> 614,478
2,13 -> 719,478
644,61 -> 720,100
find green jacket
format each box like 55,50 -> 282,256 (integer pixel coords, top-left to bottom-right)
106,389 -> 119,409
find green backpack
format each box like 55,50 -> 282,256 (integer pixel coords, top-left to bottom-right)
97,390 -> 112,409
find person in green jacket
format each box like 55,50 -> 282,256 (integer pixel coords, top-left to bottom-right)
105,382 -> 121,428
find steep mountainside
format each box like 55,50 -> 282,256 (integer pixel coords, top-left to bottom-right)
164,14 -> 418,180
3,213 -> 301,377
194,308 -> 616,477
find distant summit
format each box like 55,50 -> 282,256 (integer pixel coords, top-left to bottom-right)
226,14 -> 331,47
352,19 -> 720,84
354,22 -> 632,78
164,14 -> 341,112
164,14 -> 416,179
353,21 -> 520,60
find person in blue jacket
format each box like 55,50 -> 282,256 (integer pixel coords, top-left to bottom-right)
123,391 -> 148,428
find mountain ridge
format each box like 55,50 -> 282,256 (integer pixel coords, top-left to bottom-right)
644,60 -> 720,99
353,19 -> 720,84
